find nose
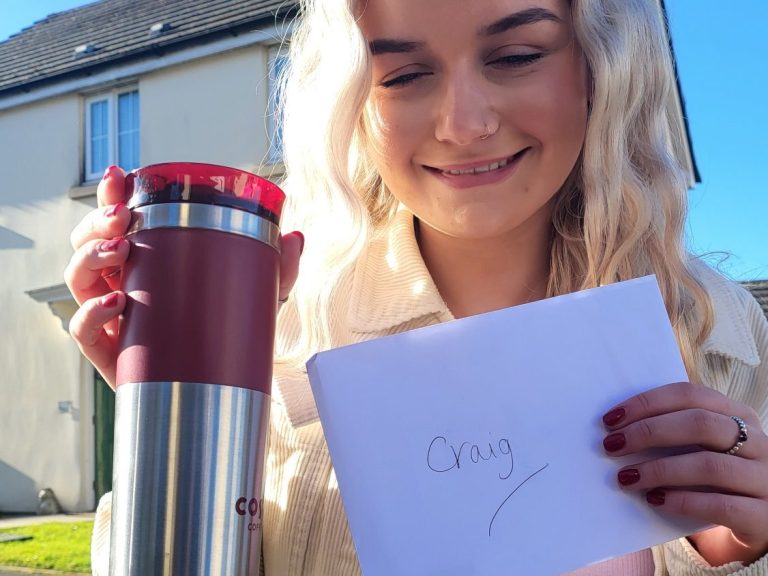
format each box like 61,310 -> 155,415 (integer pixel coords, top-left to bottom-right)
434,67 -> 498,145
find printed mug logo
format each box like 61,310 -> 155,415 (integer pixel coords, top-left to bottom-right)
235,496 -> 263,532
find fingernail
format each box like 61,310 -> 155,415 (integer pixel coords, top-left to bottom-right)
98,237 -> 123,252
101,293 -> 120,308
294,231 -> 305,255
104,203 -> 125,218
103,165 -> 119,180
646,489 -> 665,506
602,407 -> 626,427
603,432 -> 626,452
618,468 -> 640,486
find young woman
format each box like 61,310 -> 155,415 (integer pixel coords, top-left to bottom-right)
67,0 -> 768,573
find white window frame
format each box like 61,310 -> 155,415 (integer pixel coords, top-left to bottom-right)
84,87 -> 139,182
267,45 -> 289,164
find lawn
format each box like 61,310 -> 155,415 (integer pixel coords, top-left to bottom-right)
0,521 -> 92,573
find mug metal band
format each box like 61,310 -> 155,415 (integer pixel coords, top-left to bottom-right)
126,203 -> 280,251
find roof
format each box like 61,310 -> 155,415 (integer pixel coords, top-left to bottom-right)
0,0 -> 297,98
658,0 -> 701,184
743,280 -> 768,320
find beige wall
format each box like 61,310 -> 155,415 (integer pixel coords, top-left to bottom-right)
0,94 -> 94,512
0,42 -> 275,513
141,45 -> 270,170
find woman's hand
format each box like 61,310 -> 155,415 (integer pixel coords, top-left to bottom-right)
602,381 -> 768,566
65,165 -> 304,390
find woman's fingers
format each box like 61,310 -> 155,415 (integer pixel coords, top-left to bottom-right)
615,451 -> 768,497
70,202 -> 130,251
97,165 -> 128,208
602,381 -> 768,562
602,381 -> 753,430
68,292 -> 126,389
66,166 -> 129,391
278,231 -> 304,303
70,166 -> 130,250
65,237 -> 130,305
602,408 -> 766,460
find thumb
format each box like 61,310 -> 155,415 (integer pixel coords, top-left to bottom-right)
278,231 -> 304,302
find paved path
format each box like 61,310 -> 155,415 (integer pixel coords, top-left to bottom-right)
0,514 -> 94,530
0,567 -> 87,575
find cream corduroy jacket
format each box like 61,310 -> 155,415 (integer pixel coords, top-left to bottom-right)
92,209 -> 768,576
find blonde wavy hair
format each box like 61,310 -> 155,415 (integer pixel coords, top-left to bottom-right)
276,0 -> 713,382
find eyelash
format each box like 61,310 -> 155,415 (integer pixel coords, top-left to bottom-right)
490,52 -> 544,69
380,53 -> 544,89
381,72 -> 430,89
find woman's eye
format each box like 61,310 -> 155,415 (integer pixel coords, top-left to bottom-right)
380,72 -> 431,89
489,53 -> 544,69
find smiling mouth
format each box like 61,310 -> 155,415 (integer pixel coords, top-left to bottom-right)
427,148 -> 531,176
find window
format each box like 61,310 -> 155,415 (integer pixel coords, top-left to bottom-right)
85,88 -> 139,181
267,46 -> 289,163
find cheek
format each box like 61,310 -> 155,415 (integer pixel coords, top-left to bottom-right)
368,97 -> 427,166
532,60 -> 589,153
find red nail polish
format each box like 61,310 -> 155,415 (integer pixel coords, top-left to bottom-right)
103,165 -> 119,180
603,432 -> 626,452
294,231 -> 305,255
104,203 -> 125,218
618,469 -> 640,486
646,489 -> 665,506
603,407 -> 626,426
98,237 -> 123,252
101,293 -> 120,308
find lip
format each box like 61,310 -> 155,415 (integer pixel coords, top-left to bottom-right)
424,148 -> 530,189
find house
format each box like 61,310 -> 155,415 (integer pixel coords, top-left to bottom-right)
743,280 -> 768,320
0,0 -> 699,514
0,0 -> 295,514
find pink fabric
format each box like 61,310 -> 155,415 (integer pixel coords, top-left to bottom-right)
565,549 -> 655,576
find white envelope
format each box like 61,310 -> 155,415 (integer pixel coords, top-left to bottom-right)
307,276 -> 706,576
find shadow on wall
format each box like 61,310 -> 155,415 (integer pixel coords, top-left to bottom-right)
0,226 -> 34,250
0,460 -> 37,514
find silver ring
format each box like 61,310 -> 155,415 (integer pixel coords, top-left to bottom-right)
724,416 -> 748,455
480,123 -> 491,140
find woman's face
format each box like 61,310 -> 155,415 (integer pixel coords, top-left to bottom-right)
359,0 -> 589,241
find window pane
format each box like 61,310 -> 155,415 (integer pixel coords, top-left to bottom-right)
90,100 -> 109,175
268,51 -> 288,161
118,91 -> 139,171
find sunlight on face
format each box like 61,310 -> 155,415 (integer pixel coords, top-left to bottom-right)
359,0 -> 589,242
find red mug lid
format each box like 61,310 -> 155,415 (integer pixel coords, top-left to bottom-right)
125,162 -> 285,225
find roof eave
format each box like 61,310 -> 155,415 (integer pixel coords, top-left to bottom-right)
0,8 -> 296,100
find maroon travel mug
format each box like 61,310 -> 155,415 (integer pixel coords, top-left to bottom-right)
109,163 -> 285,575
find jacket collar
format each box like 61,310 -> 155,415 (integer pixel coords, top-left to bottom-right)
695,261 -> 760,366
346,207 -> 452,334
280,220 -> 759,428
275,208 -> 448,428
345,213 -> 761,370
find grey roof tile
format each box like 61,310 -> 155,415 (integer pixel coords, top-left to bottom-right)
0,0 -> 297,96
743,280 -> 768,321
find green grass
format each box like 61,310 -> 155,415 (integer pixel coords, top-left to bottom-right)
0,521 -> 92,573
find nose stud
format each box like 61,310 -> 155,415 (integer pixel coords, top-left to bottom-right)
480,123 -> 492,140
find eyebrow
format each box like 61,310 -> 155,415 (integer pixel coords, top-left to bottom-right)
367,7 -> 562,56
482,7 -> 563,36
368,39 -> 425,56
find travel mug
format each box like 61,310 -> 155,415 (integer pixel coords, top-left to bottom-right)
109,162 -> 285,575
